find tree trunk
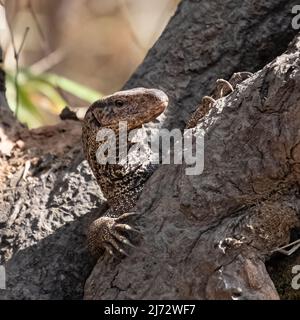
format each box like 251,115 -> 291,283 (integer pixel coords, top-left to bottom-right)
85,32 -> 300,299
1,0 -> 300,300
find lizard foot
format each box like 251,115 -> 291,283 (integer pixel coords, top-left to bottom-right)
87,212 -> 140,258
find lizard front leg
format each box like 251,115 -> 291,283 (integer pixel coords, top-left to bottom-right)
87,211 -> 140,258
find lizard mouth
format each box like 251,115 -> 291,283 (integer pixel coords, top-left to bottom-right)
132,100 -> 168,130
154,101 -> 168,117
160,100 -> 169,109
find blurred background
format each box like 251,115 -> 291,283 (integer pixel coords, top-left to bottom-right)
0,0 -> 180,128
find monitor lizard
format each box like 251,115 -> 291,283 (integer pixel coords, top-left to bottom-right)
82,87 -> 169,258
82,73 -> 252,259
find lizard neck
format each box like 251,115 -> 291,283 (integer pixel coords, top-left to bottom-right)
82,121 -> 155,207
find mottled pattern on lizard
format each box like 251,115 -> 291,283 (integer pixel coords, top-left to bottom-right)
186,72 -> 253,128
82,88 -> 168,258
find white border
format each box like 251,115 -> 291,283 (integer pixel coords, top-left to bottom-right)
0,265 -> 6,290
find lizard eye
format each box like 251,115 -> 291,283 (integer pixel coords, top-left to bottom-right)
115,100 -> 124,107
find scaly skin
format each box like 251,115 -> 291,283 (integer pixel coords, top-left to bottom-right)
82,88 -> 168,258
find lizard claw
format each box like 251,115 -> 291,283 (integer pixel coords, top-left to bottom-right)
115,211 -> 139,221
115,223 -> 141,233
87,214 -> 139,258
215,79 -> 234,98
114,233 -> 137,248
103,243 -> 115,257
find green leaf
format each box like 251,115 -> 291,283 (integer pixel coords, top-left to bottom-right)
5,68 -> 104,128
23,69 -> 103,103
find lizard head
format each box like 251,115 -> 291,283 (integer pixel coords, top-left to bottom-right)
84,87 -> 168,131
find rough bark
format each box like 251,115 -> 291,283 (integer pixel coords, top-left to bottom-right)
0,0 -> 300,300
0,48 -> 102,299
84,34 -> 300,299
125,0 -> 298,130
